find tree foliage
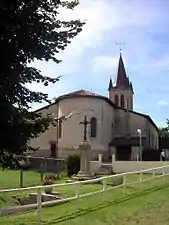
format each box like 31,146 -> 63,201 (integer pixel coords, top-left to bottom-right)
66,154 -> 80,177
159,120 -> 169,150
0,0 -> 85,168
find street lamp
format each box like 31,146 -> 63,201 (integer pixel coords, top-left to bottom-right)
137,128 -> 142,161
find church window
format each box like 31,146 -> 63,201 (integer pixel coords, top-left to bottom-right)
115,95 -> 119,106
91,117 -> 97,137
58,120 -> 62,138
120,95 -> 125,107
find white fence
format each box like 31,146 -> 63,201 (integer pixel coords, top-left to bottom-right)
1,165 -> 169,224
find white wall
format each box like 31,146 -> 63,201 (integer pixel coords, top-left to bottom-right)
90,161 -> 102,174
30,103 -> 58,150
112,161 -> 169,174
58,97 -> 114,153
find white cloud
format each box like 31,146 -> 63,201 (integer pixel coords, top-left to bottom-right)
29,0 -> 169,127
156,100 -> 169,107
92,56 -> 118,72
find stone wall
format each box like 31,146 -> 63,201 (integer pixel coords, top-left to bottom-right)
112,161 -> 169,174
90,161 -> 102,174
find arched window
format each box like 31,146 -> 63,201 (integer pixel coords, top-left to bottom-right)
90,117 -> 97,137
120,95 -> 125,107
115,95 -> 119,106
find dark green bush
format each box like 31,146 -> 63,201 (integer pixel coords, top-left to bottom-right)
66,154 -> 80,177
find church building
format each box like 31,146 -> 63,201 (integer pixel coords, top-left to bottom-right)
30,54 -> 159,161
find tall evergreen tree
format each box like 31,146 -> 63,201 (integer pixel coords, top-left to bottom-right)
0,0 -> 85,167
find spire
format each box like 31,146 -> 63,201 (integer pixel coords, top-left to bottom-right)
108,78 -> 113,91
115,53 -> 130,89
130,81 -> 134,94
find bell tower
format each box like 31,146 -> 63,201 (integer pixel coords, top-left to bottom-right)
108,53 -> 134,110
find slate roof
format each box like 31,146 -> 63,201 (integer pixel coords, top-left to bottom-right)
109,53 -> 134,93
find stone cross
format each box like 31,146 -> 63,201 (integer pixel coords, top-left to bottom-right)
79,116 -> 91,141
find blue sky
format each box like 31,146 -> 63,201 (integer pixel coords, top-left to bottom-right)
29,0 -> 169,127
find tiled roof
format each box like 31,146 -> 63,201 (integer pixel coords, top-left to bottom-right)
58,89 -> 99,98
35,89 -> 158,131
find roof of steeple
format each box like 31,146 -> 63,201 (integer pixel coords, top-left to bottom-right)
130,81 -> 134,94
115,53 -> 130,89
108,78 -> 113,91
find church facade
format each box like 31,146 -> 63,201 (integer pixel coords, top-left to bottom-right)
30,54 -> 159,161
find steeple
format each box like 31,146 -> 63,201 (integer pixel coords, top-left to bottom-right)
115,53 -> 130,89
108,53 -> 134,111
108,78 -> 113,91
129,81 -> 134,94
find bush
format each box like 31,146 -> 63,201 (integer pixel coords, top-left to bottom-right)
66,154 -> 80,177
44,173 -> 57,181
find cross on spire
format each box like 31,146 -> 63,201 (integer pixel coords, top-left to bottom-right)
116,41 -> 125,54
79,116 -> 91,141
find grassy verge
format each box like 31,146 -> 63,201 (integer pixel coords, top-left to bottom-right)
0,170 -> 148,208
0,175 -> 169,224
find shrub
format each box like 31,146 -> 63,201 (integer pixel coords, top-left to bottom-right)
66,154 -> 80,177
44,173 -> 57,181
43,175 -> 54,185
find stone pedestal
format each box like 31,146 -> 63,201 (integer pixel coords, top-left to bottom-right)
76,141 -> 93,180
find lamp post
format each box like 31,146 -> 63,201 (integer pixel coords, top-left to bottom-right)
137,129 -> 142,161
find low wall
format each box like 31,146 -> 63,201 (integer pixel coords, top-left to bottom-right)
113,161 -> 169,174
90,161 -> 102,174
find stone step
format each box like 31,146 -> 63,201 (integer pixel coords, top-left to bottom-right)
97,164 -> 113,175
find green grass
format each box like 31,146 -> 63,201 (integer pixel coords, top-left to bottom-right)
0,169 -> 41,189
1,173 -> 169,224
0,170 -> 154,209
0,169 -> 42,208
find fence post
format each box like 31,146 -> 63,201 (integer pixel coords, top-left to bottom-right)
162,167 -> 165,176
75,183 -> 80,210
139,171 -> 143,182
40,163 -> 43,182
20,169 -> 23,188
153,170 -> 155,179
98,154 -> 102,163
102,178 -> 107,201
123,174 -> 126,195
37,188 -> 42,225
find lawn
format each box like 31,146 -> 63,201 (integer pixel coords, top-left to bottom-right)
0,169 -> 41,189
1,172 -> 169,224
0,169 -> 150,209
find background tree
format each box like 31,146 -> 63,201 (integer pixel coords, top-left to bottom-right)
159,121 -> 169,150
0,0 -> 85,168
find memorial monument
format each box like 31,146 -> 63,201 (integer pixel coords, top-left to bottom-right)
76,115 -> 93,180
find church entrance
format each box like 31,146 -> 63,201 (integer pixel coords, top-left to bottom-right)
116,146 -> 131,161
